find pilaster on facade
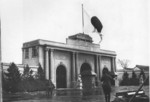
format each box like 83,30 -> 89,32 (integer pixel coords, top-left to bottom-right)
75,52 -> 78,81
114,57 -> 116,72
22,48 -> 24,64
95,55 -> 99,80
50,48 -> 55,84
98,55 -> 102,79
112,57 -> 116,72
71,52 -> 76,87
45,48 -> 49,80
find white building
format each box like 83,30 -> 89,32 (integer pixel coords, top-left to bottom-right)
22,33 -> 117,88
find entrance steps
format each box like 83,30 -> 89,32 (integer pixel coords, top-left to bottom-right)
54,87 -> 103,96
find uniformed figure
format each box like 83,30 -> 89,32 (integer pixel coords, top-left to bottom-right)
46,80 -> 55,97
101,66 -> 113,102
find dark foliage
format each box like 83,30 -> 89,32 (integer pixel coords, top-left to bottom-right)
36,63 -> 45,80
120,70 -> 149,86
2,62 -> 48,93
130,71 -> 139,85
4,62 -> 21,93
18,79 -> 47,92
18,63 -> 47,92
120,71 -> 130,86
22,64 -> 34,81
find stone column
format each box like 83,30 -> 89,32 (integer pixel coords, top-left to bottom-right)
96,55 -> 100,87
111,57 -> 116,73
98,55 -> 101,79
45,48 -> 49,80
97,55 -> 103,95
75,52 -> 78,81
22,48 -> 24,64
112,57 -> 116,86
72,52 -> 76,88
114,57 -> 116,72
50,49 -> 55,84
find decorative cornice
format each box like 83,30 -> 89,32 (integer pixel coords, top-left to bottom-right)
23,39 -> 116,57
68,33 -> 93,43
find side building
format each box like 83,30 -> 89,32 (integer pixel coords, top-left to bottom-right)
22,33 -> 117,88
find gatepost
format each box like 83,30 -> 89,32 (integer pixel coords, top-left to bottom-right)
81,70 -> 96,96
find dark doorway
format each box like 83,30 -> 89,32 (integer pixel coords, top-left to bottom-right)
80,63 -> 91,73
56,65 -> 67,88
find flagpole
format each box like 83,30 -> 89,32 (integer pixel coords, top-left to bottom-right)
0,19 -> 3,102
82,4 -> 84,34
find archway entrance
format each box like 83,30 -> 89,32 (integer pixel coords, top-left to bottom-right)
80,63 -> 91,74
80,63 -> 97,95
56,65 -> 67,88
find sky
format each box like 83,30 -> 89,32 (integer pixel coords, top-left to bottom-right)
1,0 -> 149,68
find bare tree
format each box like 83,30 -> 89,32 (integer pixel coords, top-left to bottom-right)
117,59 -> 130,69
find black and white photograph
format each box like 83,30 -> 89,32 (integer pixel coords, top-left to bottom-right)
0,0 -> 149,102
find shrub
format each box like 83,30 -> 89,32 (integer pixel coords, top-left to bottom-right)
18,63 -> 47,92
4,62 -> 21,93
22,64 -> 34,81
35,63 -> 45,80
18,79 -> 47,92
120,71 -> 130,86
130,71 -> 139,85
3,62 -> 48,93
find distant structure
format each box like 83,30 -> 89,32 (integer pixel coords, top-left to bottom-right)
22,33 -> 117,88
135,65 -> 149,73
116,65 -> 149,81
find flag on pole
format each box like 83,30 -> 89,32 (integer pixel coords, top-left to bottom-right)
82,6 -> 93,34
91,16 -> 103,43
82,5 -> 103,44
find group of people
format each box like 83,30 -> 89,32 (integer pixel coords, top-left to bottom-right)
45,66 -> 114,102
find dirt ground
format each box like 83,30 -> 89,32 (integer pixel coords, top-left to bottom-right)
112,85 -> 149,96
3,85 -> 149,102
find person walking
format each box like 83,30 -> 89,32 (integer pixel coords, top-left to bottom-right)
101,66 -> 113,102
46,80 -> 55,97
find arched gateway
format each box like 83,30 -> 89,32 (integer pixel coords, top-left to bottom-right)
22,33 -> 117,88
80,63 -> 91,74
56,65 -> 67,88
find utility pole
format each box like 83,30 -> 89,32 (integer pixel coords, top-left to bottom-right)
0,19 -> 3,102
82,4 -> 84,34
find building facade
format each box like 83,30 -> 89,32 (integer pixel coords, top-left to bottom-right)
22,33 -> 117,88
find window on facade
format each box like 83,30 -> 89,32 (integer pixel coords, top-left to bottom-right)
25,48 -> 29,59
32,46 -> 38,57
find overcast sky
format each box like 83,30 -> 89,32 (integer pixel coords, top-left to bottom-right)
1,0 -> 149,68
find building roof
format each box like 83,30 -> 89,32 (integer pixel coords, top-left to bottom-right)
68,33 -> 93,43
135,65 -> 149,72
117,68 -> 135,72
23,33 -> 116,56
124,67 -> 134,71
